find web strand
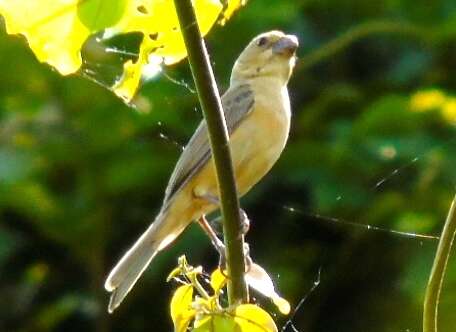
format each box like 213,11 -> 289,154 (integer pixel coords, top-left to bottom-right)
282,268 -> 322,332
282,205 -> 439,241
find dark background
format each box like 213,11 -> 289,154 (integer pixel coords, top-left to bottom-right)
1,1 -> 456,331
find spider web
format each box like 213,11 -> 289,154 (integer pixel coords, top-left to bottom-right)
76,37 -> 456,332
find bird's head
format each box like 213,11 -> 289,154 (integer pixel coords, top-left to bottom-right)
230,31 -> 299,86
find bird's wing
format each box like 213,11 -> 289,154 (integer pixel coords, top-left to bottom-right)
163,84 -> 254,205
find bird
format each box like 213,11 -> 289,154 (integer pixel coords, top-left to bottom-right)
104,30 -> 298,313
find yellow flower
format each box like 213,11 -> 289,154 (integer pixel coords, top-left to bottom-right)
410,90 -> 446,112
441,98 -> 456,125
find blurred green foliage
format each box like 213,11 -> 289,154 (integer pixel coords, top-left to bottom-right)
1,1 -> 456,331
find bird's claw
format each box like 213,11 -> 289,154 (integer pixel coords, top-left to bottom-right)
217,244 -> 227,271
239,209 -> 250,237
243,243 -> 253,273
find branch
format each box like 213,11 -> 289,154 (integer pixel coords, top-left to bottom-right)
173,0 -> 248,304
423,194 -> 456,332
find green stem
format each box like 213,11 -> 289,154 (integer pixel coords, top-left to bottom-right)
297,20 -> 428,72
173,0 -> 248,304
191,275 -> 211,300
423,194 -> 456,332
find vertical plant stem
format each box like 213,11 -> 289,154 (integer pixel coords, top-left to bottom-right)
173,0 -> 248,304
423,194 -> 456,332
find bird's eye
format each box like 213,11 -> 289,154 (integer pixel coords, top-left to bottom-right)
257,37 -> 268,47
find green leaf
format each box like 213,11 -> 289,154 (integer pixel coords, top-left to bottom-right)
193,314 -> 241,332
77,0 -> 127,31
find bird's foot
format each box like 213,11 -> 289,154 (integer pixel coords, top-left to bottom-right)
198,215 -> 225,254
195,192 -> 251,238
243,242 -> 253,273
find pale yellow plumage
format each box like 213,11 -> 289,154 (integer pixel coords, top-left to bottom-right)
105,30 -> 298,312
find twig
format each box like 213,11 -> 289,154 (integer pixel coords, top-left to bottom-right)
173,0 -> 248,304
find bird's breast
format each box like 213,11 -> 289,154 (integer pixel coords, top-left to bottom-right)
231,84 -> 291,196
183,82 -> 291,222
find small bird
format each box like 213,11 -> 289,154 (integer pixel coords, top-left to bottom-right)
105,30 -> 298,312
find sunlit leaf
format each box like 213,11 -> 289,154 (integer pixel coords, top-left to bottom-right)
170,284 -> 195,332
210,268 -> 227,293
234,304 -> 278,332
77,0 -> 127,31
219,0 -> 247,25
193,314 -> 240,332
0,0 -> 246,102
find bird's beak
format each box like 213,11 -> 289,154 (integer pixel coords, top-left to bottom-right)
272,35 -> 299,56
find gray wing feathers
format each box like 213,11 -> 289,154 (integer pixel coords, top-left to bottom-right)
163,84 -> 254,204
163,121 -> 211,203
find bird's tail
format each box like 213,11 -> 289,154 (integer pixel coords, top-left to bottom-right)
104,210 -> 185,313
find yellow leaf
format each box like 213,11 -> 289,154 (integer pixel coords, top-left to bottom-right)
170,284 -> 195,332
219,0 -> 247,25
234,304 -> 278,332
111,0 -> 224,102
0,0 -> 90,75
210,268 -> 227,293
0,0 -> 247,102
